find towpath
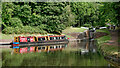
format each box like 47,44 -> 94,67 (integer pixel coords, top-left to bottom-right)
104,29 -> 119,46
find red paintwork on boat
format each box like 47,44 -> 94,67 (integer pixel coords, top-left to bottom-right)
20,47 -> 28,53
29,47 -> 35,52
20,37 -> 27,42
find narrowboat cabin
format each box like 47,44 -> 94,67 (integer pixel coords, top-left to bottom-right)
49,35 -> 66,41
37,36 -> 47,41
14,36 -> 36,42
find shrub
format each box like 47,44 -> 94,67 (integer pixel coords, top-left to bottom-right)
22,26 -> 33,34
9,17 -> 23,27
83,24 -> 91,27
21,26 -> 47,34
2,27 -> 14,34
14,26 -> 23,34
2,26 -> 48,34
34,26 -> 47,34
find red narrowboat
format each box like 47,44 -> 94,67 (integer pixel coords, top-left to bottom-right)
13,35 -> 69,47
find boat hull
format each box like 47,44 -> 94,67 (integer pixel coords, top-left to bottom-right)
12,39 -> 69,47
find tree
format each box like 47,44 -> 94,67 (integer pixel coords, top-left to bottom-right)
70,2 -> 99,27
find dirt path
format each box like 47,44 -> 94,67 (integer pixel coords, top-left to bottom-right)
104,30 -> 119,46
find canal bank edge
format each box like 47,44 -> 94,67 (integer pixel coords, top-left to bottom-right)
95,29 -> 120,67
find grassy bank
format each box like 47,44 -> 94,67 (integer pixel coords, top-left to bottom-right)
96,29 -> 111,46
96,35 -> 111,46
96,29 -> 110,34
96,29 -> 119,57
62,27 -> 86,34
62,27 -> 86,38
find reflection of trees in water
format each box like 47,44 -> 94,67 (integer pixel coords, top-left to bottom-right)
77,40 -> 97,53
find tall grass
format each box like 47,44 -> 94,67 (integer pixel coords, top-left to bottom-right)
96,35 -> 111,45
96,29 -> 110,34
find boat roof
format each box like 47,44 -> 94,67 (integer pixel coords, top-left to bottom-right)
17,36 -> 35,38
16,35 -> 65,38
49,35 -> 65,37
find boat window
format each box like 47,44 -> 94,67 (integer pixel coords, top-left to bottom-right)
56,46 -> 59,48
42,38 -> 45,40
38,47 -> 42,50
54,37 -> 56,40
59,46 -> 60,48
50,46 -> 53,49
27,38 -> 30,42
56,46 -> 58,48
60,45 -> 62,48
61,36 -> 65,39
38,37 -> 45,41
60,37 -> 62,39
50,46 -> 52,49
42,47 -> 45,49
54,46 -> 56,49
50,37 -> 54,40
38,38 -> 42,41
27,47 -> 30,51
18,38 -> 20,42
56,37 -> 60,40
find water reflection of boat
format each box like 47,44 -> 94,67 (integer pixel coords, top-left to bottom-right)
37,45 -> 66,52
13,44 -> 67,54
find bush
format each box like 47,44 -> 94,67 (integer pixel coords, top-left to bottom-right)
21,26 -> 47,34
9,17 -> 23,27
2,26 -> 48,34
34,26 -> 47,34
22,26 -> 33,34
2,27 -> 14,34
83,24 -> 91,27
14,26 -> 23,34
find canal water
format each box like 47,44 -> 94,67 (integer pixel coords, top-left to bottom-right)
2,40 -> 112,66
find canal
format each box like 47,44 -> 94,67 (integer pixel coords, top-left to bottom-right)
2,40 -> 113,67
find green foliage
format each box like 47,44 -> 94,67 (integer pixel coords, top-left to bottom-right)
19,26 -> 47,34
2,3 -> 14,26
71,2 -> 119,27
98,3 -> 119,26
62,27 -> 86,34
83,23 -> 91,27
96,35 -> 111,45
71,2 -> 99,27
2,26 -> 47,34
9,17 -> 23,27
96,29 -> 110,34
2,27 -> 14,34
1,2 -> 120,34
